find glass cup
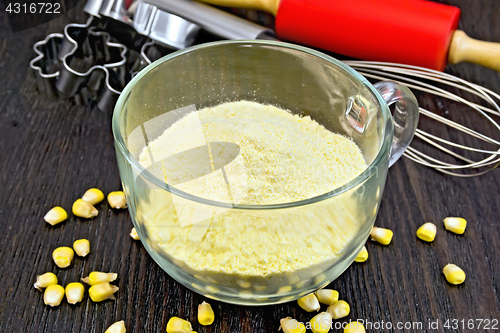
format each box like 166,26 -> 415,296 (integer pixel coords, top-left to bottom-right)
112,40 -> 419,305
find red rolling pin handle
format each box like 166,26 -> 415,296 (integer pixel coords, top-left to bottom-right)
275,0 -> 461,71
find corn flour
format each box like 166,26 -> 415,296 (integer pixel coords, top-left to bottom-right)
136,101 -> 367,283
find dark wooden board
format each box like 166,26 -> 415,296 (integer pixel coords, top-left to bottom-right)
0,0 -> 499,332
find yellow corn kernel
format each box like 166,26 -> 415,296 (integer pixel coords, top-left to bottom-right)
205,285 -> 220,293
309,312 -> 332,333
444,217 -> 467,235
166,317 -> 192,333
297,293 -> 320,312
443,264 -> 466,285
280,317 -> 306,333
416,222 -> 437,242
82,188 -> 104,206
88,283 -> 119,302
105,320 -> 126,333
370,226 -> 393,245
130,228 -> 140,240
277,285 -> 292,294
315,289 -> 339,305
344,321 -> 366,333
108,191 -> 127,209
65,282 -> 85,304
198,301 -> 215,326
354,246 -> 369,262
34,272 -> 58,291
52,247 -> 74,268
44,206 -> 68,226
73,239 -> 90,257
327,300 -> 350,319
81,272 -> 118,285
72,199 -> 98,219
44,284 -> 65,307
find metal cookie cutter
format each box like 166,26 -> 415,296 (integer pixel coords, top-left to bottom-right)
95,0 -> 202,74
130,38 -> 182,77
58,17 -> 127,111
30,33 -> 65,100
132,2 -> 200,50
30,17 -> 128,111
31,0 -> 203,110
84,0 -> 201,52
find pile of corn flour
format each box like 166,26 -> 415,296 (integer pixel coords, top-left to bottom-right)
137,101 -> 367,285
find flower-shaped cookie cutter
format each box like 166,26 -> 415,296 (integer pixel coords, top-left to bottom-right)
30,33 -> 65,99
30,17 -> 127,111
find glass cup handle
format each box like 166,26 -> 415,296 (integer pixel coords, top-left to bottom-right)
374,81 -> 419,167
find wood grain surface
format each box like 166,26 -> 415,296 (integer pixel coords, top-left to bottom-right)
0,0 -> 499,332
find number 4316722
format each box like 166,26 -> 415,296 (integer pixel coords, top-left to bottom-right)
444,318 -> 498,330
5,2 -> 61,14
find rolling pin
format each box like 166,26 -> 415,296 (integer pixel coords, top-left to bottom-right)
197,0 -> 500,72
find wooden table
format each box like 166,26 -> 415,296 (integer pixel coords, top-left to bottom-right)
1,0 -> 499,332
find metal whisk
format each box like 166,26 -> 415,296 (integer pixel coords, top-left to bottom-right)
343,61 -> 500,177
